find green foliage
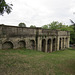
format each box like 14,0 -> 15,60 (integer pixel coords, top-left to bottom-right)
69,19 -> 75,44
48,21 -> 70,31
70,19 -> 75,32
30,25 -> 36,28
48,21 -> 60,29
0,0 -> 13,15
42,25 -> 48,29
18,23 -> 26,27
70,26 -> 75,44
42,21 -> 70,30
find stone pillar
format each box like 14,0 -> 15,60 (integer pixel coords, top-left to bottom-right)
61,38 -> 63,49
13,41 -> 18,49
62,38 -> 64,49
65,38 -> 68,48
65,37 -> 70,48
55,39 -> 57,51
37,37 -> 42,51
49,39 -> 52,52
50,39 -> 53,52
65,38 -> 67,48
25,38 -> 30,49
67,37 -> 70,48
45,39 -> 47,52
56,37 -> 59,51
64,38 -> 66,48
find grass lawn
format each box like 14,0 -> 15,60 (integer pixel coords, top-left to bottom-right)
0,48 -> 75,75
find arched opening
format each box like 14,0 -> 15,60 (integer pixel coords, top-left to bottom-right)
30,40 -> 35,50
42,39 -> 46,52
18,41 -> 26,48
59,38 -> 62,50
52,38 -> 56,51
47,39 -> 51,52
2,41 -> 13,49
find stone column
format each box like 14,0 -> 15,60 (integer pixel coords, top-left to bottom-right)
37,37 -> 42,51
45,39 -> 47,52
24,38 -> 28,49
56,37 -> 59,51
67,37 -> 70,48
61,38 -> 63,49
50,39 -> 53,52
64,38 -> 66,48
65,37 -> 69,48
13,41 -> 18,49
54,39 -> 56,51
62,38 -> 64,49
65,38 -> 67,48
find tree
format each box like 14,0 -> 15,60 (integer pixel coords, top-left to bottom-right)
47,21 -> 71,31
0,0 -> 13,15
48,21 -> 66,30
42,21 -> 73,31
30,25 -> 36,28
70,19 -> 75,44
18,23 -> 26,27
48,21 -> 59,29
70,19 -> 75,32
42,25 -> 49,29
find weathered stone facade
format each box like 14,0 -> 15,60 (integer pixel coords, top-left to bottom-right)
0,24 -> 70,52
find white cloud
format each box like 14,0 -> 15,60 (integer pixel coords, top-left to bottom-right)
0,0 -> 75,27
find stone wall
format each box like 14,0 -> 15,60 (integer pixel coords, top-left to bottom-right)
0,25 -> 70,52
1,25 -> 36,37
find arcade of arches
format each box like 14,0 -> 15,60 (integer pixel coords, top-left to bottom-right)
0,25 -> 70,52
41,37 -> 69,52
2,37 -> 69,52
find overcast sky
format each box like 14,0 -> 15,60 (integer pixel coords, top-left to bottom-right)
0,0 -> 75,27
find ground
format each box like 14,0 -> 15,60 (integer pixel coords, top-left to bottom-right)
0,48 -> 75,75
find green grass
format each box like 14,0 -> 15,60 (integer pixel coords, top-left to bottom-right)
0,48 -> 75,75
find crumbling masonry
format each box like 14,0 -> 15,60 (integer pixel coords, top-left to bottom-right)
0,25 -> 70,52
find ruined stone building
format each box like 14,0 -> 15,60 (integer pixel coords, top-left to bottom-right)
0,25 -> 70,52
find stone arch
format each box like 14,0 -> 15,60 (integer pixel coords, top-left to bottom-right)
18,40 -> 26,48
30,40 -> 35,50
52,38 -> 56,51
42,39 -> 46,52
2,41 -> 13,49
59,38 -> 62,50
47,39 -> 51,52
